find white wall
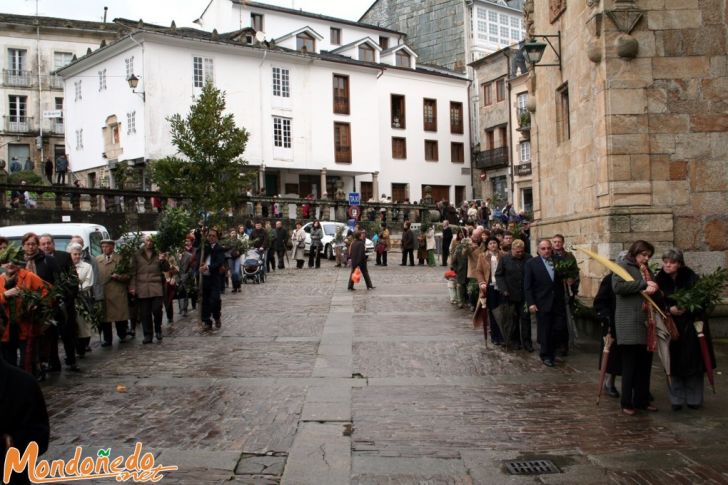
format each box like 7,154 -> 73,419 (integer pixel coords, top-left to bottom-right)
200,1 -> 401,52
63,44 -> 144,171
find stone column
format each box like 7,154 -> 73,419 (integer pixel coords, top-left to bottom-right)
320,168 -> 327,199
259,165 -> 266,194
372,171 -> 379,201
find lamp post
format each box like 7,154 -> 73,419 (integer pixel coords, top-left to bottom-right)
127,74 -> 145,101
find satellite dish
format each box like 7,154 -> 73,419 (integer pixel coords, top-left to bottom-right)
255,31 -> 266,43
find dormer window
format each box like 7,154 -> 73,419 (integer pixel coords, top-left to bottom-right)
359,44 -> 375,63
297,32 -> 315,52
251,13 -> 264,31
396,50 -> 411,68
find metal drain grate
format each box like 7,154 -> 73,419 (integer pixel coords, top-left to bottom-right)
504,459 -> 561,475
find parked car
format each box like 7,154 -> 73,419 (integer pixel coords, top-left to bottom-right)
301,221 -> 373,259
0,223 -> 110,257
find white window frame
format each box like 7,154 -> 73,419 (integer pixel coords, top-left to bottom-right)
125,56 -> 134,79
127,111 -> 136,135
53,51 -> 73,71
517,92 -> 528,110
519,140 -> 531,163
272,67 -> 290,98
273,116 -> 291,149
98,69 -> 106,91
8,48 -> 26,73
193,56 -> 214,87
8,95 -> 26,122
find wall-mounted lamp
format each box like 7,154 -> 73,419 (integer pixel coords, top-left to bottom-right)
127,74 -> 145,101
522,32 -> 561,70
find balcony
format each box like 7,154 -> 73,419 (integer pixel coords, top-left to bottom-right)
517,108 -> 531,132
333,96 -> 349,114
516,162 -> 532,176
49,75 -> 64,90
4,116 -> 34,133
3,70 -> 33,88
47,120 -> 64,135
473,146 -> 509,169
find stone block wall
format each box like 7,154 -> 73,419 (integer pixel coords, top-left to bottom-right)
360,0 -> 466,71
528,0 -> 728,296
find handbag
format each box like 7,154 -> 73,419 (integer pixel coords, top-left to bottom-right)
297,239 -> 306,249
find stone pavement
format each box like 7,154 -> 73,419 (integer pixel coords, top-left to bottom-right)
40,260 -> 728,484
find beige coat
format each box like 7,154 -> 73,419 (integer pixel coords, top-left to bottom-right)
291,228 -> 306,261
96,253 -> 130,322
129,249 -> 169,299
466,241 -> 484,279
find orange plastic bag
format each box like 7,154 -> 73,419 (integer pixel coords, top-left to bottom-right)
352,267 -> 362,284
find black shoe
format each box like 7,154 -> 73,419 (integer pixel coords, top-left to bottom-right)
605,386 -> 620,398
382,264 -> 387,266
214,318 -> 222,329
142,339 -> 153,344
348,287 -> 355,291
524,346 -> 534,353
155,333 -> 163,342
399,264 -> 406,266
687,404 -> 701,410
66,365 -> 82,373
367,286 -> 375,290
101,341 -> 112,348
672,404 -> 683,411
542,359 -> 555,367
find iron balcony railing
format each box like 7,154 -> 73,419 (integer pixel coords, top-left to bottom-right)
3,69 -> 33,87
3,116 -> 34,133
49,75 -> 64,89
473,146 -> 509,169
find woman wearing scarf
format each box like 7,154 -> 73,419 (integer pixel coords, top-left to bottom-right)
476,237 -> 506,345
613,240 -> 659,415
655,248 -> 716,410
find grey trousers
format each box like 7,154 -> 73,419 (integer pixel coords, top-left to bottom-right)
668,372 -> 704,406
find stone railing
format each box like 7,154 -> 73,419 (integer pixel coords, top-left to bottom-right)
0,183 -> 439,225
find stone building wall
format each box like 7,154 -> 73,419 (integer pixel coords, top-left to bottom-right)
527,0 -> 728,297
360,0 -> 466,71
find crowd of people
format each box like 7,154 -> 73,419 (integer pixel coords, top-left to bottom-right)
443,222 -> 716,415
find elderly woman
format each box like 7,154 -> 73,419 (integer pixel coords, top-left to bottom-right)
613,240 -> 659,416
130,235 -> 170,344
67,243 -> 95,358
656,248 -> 716,411
291,221 -> 307,269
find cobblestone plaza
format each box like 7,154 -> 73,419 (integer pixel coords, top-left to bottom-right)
39,261 -> 728,484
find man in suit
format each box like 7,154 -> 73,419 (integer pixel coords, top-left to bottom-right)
495,239 -> 533,351
198,228 -> 226,331
523,238 -> 567,367
39,234 -> 80,372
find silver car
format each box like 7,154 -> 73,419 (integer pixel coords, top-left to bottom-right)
301,221 -> 374,259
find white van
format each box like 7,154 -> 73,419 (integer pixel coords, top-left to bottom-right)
0,223 -> 111,257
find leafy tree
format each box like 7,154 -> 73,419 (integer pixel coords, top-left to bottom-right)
151,81 -> 250,222
151,81 -> 250,325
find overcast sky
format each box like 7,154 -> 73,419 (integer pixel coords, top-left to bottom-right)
2,0 -> 374,26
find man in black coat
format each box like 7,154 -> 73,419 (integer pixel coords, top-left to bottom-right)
198,228 -> 227,330
495,239 -> 533,351
249,221 -> 270,274
39,234 -> 80,373
523,238 -> 567,367
348,231 -> 373,291
441,220 -> 453,267
400,222 -> 415,266
273,221 -> 288,269
0,358 -> 50,485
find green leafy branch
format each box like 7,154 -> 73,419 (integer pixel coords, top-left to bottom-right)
671,267 -> 728,314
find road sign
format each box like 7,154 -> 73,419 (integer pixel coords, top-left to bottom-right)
43,110 -> 62,119
348,206 -> 360,219
348,192 -> 360,206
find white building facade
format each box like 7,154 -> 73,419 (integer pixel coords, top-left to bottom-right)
0,13 -> 118,177
60,8 -> 471,203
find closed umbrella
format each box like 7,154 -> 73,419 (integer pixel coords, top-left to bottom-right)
596,331 -> 615,405
694,320 -> 716,394
654,312 -> 672,386
472,296 -> 489,348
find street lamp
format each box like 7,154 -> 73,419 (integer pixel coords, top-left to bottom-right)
127,74 -> 145,101
522,32 -> 561,70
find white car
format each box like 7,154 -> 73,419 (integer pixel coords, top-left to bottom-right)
0,223 -> 110,257
301,221 -> 374,259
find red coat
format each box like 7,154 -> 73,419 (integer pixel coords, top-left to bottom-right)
0,269 -> 48,342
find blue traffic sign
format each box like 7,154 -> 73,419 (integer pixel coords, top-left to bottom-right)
348,192 -> 360,206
